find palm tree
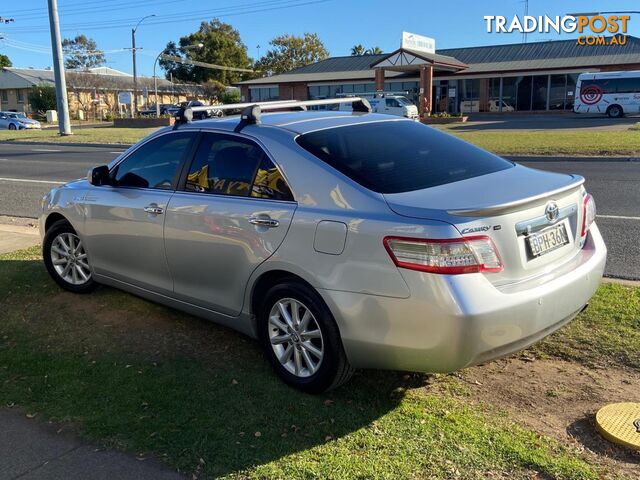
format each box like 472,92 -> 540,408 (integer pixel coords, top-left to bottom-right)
366,47 -> 383,55
350,44 -> 366,56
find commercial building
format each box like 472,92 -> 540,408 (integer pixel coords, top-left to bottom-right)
238,35 -> 640,114
0,66 -> 202,118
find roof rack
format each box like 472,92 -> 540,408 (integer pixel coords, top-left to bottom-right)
173,97 -> 372,131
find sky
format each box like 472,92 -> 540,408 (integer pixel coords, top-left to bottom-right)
1,0 -> 639,77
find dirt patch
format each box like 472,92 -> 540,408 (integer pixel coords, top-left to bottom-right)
458,357 -> 640,478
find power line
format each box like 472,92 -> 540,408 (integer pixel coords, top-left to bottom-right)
1,0 -> 330,34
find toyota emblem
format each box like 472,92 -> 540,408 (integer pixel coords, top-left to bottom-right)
545,202 -> 559,223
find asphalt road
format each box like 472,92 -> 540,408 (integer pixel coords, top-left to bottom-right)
0,143 -> 638,279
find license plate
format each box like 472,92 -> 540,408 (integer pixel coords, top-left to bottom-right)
527,223 -> 569,258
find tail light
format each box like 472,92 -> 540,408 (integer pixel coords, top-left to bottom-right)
581,194 -> 596,237
383,236 -> 502,274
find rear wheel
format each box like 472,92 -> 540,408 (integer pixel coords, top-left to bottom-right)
8,123 -> 16,130
43,219 -> 97,293
258,281 -> 354,393
607,104 -> 624,118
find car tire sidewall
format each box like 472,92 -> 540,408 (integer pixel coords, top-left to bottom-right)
608,105 -> 623,118
43,220 -> 97,294
8,124 -> 16,130
258,281 -> 347,393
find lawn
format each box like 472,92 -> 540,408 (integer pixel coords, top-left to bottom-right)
1,247 -> 638,479
1,124 -> 640,156
0,127 -> 158,145
447,130 -> 640,156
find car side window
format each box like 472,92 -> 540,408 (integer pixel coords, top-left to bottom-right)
111,132 -> 195,190
386,98 -> 400,108
185,133 -> 293,201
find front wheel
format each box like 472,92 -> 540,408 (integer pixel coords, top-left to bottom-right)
607,104 -> 624,118
43,219 -> 97,293
258,281 -> 354,393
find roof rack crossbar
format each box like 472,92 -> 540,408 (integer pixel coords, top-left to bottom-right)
174,97 -> 372,130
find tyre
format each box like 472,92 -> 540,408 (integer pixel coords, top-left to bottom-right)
8,123 -> 16,130
607,104 -> 623,118
258,281 -> 354,393
43,219 -> 97,293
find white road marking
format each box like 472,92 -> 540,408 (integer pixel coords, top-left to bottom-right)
0,177 -> 64,185
31,148 -> 62,152
109,151 -> 125,154
597,214 -> 640,221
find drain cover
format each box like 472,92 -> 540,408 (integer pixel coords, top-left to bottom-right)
595,402 -> 640,451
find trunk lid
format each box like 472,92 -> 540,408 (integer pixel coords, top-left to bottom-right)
384,165 -> 586,285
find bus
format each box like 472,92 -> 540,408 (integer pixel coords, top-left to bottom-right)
574,71 -> 640,118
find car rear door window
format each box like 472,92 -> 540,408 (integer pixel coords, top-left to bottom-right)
296,120 -> 513,194
185,133 -> 293,201
112,132 -> 195,190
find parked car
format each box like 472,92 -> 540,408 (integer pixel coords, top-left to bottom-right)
139,104 -> 179,116
177,101 -> 222,120
338,93 -> 419,119
40,102 -> 606,393
0,111 -> 42,130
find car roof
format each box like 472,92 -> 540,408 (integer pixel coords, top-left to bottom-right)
175,111 -> 411,135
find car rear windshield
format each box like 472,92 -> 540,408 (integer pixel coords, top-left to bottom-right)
296,120 -> 514,194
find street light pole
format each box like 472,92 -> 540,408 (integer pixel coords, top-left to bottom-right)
47,0 -> 71,135
131,14 -> 155,118
154,43 -> 203,117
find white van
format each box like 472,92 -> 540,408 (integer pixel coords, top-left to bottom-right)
460,100 -> 514,113
574,71 -> 640,118
339,93 -> 419,119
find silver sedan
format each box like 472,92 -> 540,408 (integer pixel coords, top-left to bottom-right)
40,107 -> 606,393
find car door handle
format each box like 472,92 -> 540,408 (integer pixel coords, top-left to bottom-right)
248,216 -> 279,228
143,205 -> 164,215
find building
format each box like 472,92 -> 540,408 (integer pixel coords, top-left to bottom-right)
238,35 -> 640,114
0,66 -> 203,118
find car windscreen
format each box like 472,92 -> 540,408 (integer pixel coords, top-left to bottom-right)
296,120 -> 514,194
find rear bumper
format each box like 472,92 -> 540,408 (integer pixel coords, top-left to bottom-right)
320,223 -> 606,372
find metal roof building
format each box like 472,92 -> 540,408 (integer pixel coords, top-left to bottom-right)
239,35 -> 640,114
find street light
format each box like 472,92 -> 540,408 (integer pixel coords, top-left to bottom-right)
153,43 -> 203,117
131,14 -> 156,118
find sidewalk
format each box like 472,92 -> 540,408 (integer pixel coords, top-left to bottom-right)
0,217 -> 40,254
0,411 -> 183,479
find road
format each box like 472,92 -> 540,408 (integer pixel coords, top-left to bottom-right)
0,143 -> 638,279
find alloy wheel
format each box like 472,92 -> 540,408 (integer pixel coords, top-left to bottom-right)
268,298 -> 324,377
50,232 -> 91,285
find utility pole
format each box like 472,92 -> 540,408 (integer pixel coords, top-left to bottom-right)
47,0 -> 71,135
131,14 -> 155,118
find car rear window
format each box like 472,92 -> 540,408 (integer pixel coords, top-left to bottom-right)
296,120 -> 514,194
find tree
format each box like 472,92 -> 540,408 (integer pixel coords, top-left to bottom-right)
201,79 -> 226,104
0,54 -> 12,68
255,33 -> 329,76
366,47 -> 383,54
350,44 -> 366,56
159,19 -> 253,85
28,83 -> 57,114
62,35 -> 105,70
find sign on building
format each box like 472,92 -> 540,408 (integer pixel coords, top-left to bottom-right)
118,91 -> 132,105
401,32 -> 436,54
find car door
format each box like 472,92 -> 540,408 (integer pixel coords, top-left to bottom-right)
82,131 -> 197,294
384,98 -> 402,116
164,131 -> 297,316
0,113 -> 8,129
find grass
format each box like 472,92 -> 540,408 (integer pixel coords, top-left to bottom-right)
0,127 -> 158,145
0,123 -> 639,156
445,130 -> 640,156
533,283 -> 640,370
2,247 -> 638,479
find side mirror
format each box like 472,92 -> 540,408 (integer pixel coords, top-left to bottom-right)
88,165 -> 111,186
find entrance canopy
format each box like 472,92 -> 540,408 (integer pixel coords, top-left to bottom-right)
370,48 -> 467,115
370,47 -> 467,73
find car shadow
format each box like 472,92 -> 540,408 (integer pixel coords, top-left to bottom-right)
0,258 -> 429,478
566,415 -> 640,467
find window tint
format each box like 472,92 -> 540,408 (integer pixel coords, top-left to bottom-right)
296,121 -> 514,194
386,98 -> 400,108
615,77 -> 640,93
185,133 -> 293,200
112,132 -> 194,189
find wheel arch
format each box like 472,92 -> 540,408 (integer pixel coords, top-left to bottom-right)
44,212 -> 70,232
250,269 -> 316,320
